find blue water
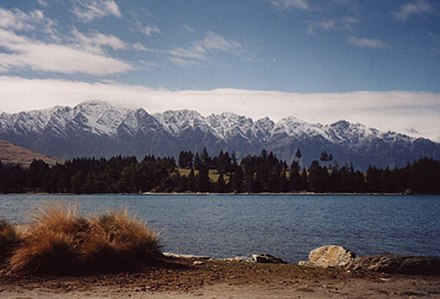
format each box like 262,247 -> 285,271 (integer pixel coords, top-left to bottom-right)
0,194 -> 439,262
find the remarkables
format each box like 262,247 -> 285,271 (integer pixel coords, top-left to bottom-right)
1,100 -> 439,170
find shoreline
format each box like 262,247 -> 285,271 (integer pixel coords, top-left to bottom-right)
1,255 -> 439,298
1,191 -> 426,196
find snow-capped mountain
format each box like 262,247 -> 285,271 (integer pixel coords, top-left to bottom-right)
1,101 -> 439,169
404,127 -> 440,143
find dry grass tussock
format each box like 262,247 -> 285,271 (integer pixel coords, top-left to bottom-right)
0,220 -> 20,260
8,204 -> 162,275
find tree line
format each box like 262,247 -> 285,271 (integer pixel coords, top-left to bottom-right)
0,148 -> 439,194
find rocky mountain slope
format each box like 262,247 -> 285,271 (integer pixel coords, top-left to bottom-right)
1,100 -> 439,169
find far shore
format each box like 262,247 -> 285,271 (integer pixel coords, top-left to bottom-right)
2,191 -> 426,196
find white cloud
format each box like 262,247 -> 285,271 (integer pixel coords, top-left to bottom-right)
0,7 -> 56,35
71,28 -> 127,54
1,76 -> 440,141
0,29 -> 133,75
132,42 -> 156,52
72,0 -> 121,23
169,47 -> 207,66
183,24 -> 194,33
349,36 -> 388,49
139,25 -> 161,37
169,32 -> 243,65
0,7 -> 132,76
271,0 -> 309,10
393,0 -> 434,21
37,0 -> 49,7
37,0 -> 48,7
197,32 -> 243,52
308,16 -> 358,33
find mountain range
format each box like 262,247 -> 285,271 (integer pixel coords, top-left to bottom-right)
1,100 -> 439,170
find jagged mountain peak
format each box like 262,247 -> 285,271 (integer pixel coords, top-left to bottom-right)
254,117 -> 275,132
206,112 -> 255,141
329,120 -> 371,134
154,109 -> 211,136
70,101 -> 129,136
280,115 -> 304,123
160,109 -> 202,117
274,115 -> 327,138
74,100 -> 119,108
73,100 -> 128,118
0,100 -> 439,169
331,119 -> 353,128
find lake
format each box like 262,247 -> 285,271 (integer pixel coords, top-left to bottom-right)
0,194 -> 439,263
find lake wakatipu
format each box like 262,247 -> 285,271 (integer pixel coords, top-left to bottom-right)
0,194 -> 439,263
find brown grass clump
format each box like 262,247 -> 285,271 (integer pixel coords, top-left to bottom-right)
10,204 -> 88,274
9,204 -> 161,275
82,210 -> 162,273
0,219 -> 20,261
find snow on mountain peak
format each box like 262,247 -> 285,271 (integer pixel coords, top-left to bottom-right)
1,100 -> 439,169
154,109 -> 211,136
330,120 -> 351,129
7,107 -> 57,135
0,100 -> 431,155
274,115 -> 328,139
207,112 -> 254,141
72,101 -> 129,136
252,117 -> 275,141
327,120 -> 372,143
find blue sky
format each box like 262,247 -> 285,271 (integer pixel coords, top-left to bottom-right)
1,0 -> 440,140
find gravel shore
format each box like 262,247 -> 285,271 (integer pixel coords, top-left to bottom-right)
1,257 -> 439,298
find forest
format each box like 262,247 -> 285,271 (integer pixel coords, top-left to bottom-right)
1,148 -> 440,194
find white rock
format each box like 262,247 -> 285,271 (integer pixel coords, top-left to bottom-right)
308,245 -> 356,268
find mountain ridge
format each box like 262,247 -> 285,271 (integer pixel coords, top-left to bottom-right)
1,101 -> 439,170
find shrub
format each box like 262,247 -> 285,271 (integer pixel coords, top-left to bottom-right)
9,204 -> 161,275
9,204 -> 85,274
0,219 -> 20,261
83,210 -> 162,273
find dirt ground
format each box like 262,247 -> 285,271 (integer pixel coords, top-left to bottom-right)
1,257 -> 439,298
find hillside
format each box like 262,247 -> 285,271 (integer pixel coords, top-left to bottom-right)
0,139 -> 62,167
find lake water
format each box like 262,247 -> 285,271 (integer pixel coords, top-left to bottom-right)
0,194 -> 439,263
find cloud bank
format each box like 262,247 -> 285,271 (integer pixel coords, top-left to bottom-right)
0,76 -> 439,141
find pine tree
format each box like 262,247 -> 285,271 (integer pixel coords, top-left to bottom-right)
188,168 -> 196,192
194,152 -> 201,170
232,166 -> 243,193
289,160 -> 301,192
300,168 -> 309,191
216,171 -> 226,193
280,170 -> 289,193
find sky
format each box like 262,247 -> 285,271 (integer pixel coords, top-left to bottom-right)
0,0 -> 440,140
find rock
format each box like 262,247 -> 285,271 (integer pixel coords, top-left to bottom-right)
251,253 -> 287,264
308,245 -> 356,268
402,188 -> 415,195
192,261 -> 204,266
347,255 -> 440,275
222,256 -> 254,263
163,252 -> 211,260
